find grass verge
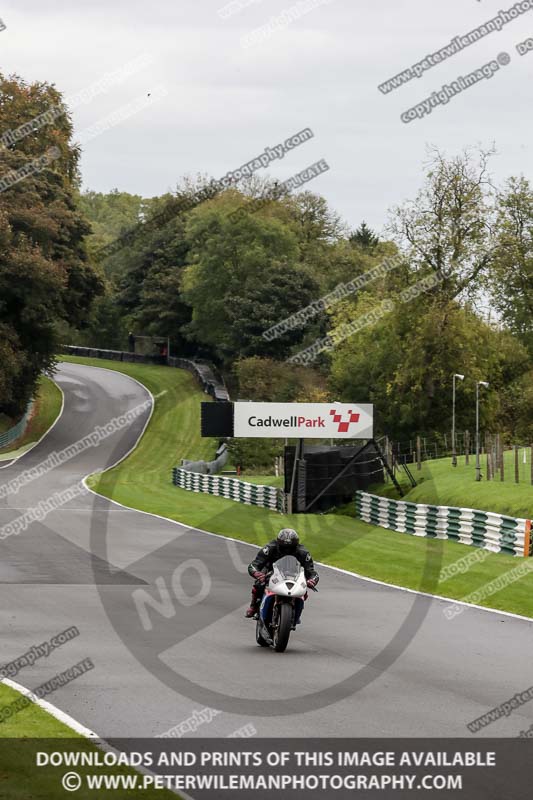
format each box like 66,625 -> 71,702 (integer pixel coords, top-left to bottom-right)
242,473 -> 284,487
0,683 -> 82,738
0,685 -> 177,798
60,355 -> 533,618
378,456 -> 533,520
0,375 -> 63,459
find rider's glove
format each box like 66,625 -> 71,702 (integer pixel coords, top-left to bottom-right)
253,571 -> 267,583
306,578 -> 317,589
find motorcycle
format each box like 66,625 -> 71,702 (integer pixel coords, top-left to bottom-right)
255,555 -> 317,653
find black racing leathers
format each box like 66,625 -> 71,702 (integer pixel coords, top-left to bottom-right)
248,540 -> 319,584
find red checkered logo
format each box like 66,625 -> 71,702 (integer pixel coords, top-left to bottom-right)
329,408 -> 360,433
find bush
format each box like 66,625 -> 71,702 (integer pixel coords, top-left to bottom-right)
226,437 -> 282,473
235,356 -> 329,402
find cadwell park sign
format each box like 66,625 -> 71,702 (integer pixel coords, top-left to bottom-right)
233,403 -> 373,439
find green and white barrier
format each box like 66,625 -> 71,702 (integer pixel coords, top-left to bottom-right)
355,491 -> 532,557
172,467 -> 284,513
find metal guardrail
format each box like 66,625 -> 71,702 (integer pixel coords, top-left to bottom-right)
168,357 -> 230,402
181,443 -> 229,475
0,402 -> 33,450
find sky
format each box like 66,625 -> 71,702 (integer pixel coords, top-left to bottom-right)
2,0 -> 533,234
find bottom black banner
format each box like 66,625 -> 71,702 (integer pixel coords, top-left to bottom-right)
0,738 -> 530,799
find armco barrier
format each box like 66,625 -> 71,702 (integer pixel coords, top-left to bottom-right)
62,346 -> 229,401
0,402 -> 33,450
355,491 -> 533,558
173,467 -> 284,513
181,443 -> 229,475
168,357 -> 229,402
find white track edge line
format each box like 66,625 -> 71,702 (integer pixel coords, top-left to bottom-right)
67,360 -> 533,627
2,677 -> 98,737
83,480 -> 533,625
6,360 -> 193,800
1,677 -> 189,799
4,357 -> 524,800
0,380 -> 65,470
58,360 -> 156,475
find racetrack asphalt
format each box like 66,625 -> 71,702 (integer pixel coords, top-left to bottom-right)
1,361 -> 533,740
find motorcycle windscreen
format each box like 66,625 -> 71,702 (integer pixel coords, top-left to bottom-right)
272,555 -> 301,580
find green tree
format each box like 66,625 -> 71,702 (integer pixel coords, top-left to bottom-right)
350,221 -> 379,250
235,356 -> 329,402
0,321 -> 24,414
388,147 -> 496,303
77,189 -> 147,277
491,177 -> 533,355
115,194 -> 193,354
182,196 -> 320,362
0,72 -> 103,415
502,370 -> 533,442
329,297 -> 528,439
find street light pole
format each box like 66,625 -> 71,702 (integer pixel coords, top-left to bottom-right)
452,373 -> 465,467
475,381 -> 490,482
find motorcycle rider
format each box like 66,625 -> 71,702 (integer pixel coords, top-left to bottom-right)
245,528 -> 319,622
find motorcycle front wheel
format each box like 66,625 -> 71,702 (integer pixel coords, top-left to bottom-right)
273,602 -> 292,653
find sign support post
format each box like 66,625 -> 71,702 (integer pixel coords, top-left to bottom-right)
287,438 -> 304,515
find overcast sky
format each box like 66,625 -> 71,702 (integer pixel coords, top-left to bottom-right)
2,0 -> 533,233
